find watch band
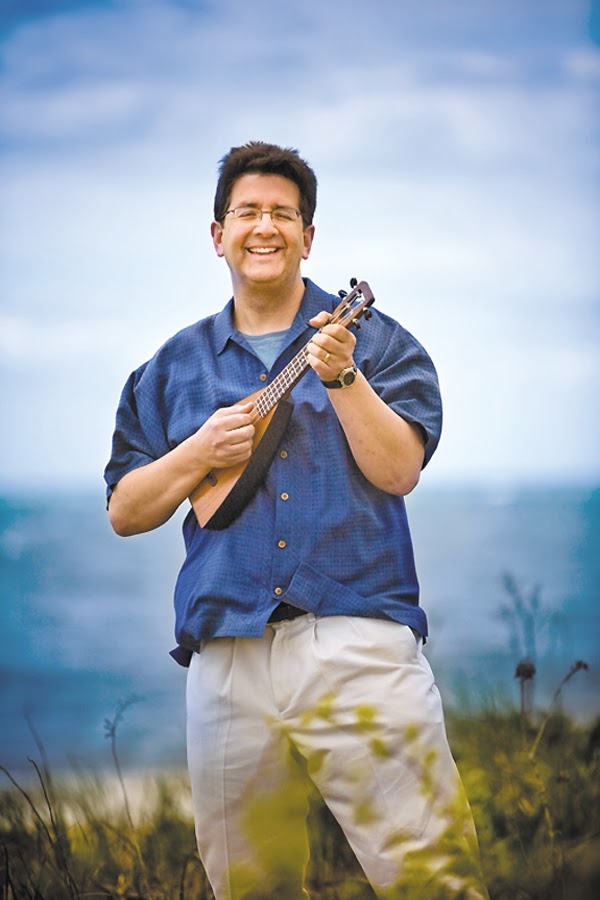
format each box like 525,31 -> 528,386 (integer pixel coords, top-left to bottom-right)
321,365 -> 358,389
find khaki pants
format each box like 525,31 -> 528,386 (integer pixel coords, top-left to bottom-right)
186,615 -> 488,899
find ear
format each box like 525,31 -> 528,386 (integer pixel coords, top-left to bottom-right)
211,220 -> 225,258
302,224 -> 315,260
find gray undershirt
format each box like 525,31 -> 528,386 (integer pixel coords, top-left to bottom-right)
240,329 -> 288,370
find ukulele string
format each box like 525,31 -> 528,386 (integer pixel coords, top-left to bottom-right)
250,289 -> 363,421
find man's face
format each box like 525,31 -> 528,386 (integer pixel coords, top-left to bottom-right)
211,173 -> 315,293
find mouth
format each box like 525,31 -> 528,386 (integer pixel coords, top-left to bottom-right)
246,247 -> 280,255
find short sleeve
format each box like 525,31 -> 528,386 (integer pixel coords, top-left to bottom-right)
364,316 -> 442,468
104,363 -> 162,500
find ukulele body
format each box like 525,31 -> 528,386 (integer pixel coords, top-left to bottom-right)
190,391 -> 293,530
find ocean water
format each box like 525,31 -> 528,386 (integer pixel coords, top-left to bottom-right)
1,485 -> 598,777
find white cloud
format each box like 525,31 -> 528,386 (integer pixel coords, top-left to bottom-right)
0,80 -> 146,140
0,0 -> 598,486
0,314 -> 153,365
563,47 -> 600,78
0,316 -> 107,363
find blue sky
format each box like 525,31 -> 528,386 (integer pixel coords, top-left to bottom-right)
1,0 -> 599,489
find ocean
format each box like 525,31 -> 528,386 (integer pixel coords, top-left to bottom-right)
1,485 -> 598,777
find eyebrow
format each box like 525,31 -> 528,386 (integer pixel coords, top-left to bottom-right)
233,203 -> 291,209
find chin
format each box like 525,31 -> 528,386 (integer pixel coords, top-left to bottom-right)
245,268 -> 286,284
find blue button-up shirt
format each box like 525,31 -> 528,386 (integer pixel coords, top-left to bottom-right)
105,279 -> 442,665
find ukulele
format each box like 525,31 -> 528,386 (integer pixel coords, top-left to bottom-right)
190,279 -> 375,530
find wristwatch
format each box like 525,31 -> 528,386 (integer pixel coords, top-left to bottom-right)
321,365 -> 358,389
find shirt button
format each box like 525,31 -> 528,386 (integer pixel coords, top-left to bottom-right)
277,539 -> 287,549
280,492 -> 289,501
280,450 -> 288,459
259,373 -> 267,382
274,586 -> 283,596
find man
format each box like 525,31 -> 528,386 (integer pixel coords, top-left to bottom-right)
105,141 -> 488,899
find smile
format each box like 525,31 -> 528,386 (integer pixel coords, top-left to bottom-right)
247,247 -> 279,254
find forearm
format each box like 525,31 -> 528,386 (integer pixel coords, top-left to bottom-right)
326,371 -> 425,495
108,400 -> 257,536
108,435 -> 213,536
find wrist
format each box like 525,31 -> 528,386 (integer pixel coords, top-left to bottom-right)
321,364 -> 358,390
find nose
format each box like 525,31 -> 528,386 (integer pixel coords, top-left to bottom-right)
253,211 -> 278,234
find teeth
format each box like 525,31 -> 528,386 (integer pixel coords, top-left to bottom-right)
249,247 -> 278,254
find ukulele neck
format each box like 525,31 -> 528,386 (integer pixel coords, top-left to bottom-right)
253,279 -> 375,420
255,347 -> 310,418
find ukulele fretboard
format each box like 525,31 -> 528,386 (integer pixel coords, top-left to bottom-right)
255,347 -> 310,418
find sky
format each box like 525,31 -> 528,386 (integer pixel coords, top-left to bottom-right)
1,0 -> 599,490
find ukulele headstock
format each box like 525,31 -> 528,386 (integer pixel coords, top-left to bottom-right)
330,279 -> 375,332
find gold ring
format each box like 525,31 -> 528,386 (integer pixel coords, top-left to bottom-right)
324,351 -> 331,363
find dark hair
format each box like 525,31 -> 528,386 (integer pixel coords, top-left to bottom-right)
213,141 -> 318,226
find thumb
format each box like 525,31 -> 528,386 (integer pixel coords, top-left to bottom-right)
309,311 -> 331,327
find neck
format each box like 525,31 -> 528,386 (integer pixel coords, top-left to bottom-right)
232,276 -> 306,335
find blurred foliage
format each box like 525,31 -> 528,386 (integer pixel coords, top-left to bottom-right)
1,704 -> 599,898
446,707 -> 600,900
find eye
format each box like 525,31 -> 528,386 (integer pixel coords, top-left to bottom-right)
272,208 -> 298,222
237,207 -> 260,220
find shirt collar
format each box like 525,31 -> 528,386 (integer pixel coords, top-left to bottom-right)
291,278 -> 338,343
213,279 -> 336,356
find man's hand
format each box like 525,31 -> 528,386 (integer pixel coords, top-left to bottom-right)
307,311 -> 357,381
194,401 -> 256,469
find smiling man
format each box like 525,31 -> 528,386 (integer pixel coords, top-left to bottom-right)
105,141 -> 488,899
212,172 -> 314,310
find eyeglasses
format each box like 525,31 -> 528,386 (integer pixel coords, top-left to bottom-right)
225,206 -> 302,224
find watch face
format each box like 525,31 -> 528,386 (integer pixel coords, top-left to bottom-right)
341,368 -> 356,386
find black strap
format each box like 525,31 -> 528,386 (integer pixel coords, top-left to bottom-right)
204,399 -> 294,530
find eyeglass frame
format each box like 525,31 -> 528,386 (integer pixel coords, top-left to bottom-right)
224,205 -> 303,224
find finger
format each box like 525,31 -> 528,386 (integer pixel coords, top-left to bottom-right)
220,404 -> 256,432
308,311 -> 331,327
308,340 -> 334,366
213,425 -> 255,465
226,401 -> 255,422
228,424 -> 255,445
320,322 -> 357,347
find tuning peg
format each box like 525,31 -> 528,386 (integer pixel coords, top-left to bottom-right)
349,277 -> 358,288
364,309 -> 373,320
338,289 -> 348,299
